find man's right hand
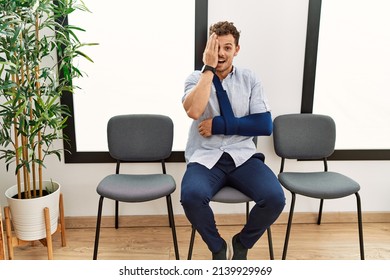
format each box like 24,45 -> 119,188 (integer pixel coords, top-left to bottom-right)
203,33 -> 219,68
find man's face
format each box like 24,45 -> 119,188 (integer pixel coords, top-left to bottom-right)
216,34 -> 240,74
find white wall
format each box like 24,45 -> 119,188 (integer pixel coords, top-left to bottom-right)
1,0 -> 390,217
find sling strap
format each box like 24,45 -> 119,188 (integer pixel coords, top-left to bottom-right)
212,75 -> 236,135
211,74 -> 273,136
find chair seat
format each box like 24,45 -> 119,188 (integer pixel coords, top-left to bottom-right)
212,186 -> 251,203
278,171 -> 360,199
97,174 -> 176,202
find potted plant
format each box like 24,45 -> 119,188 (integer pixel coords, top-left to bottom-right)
0,0 -> 92,245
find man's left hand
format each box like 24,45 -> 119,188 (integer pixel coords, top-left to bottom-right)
198,118 -> 213,137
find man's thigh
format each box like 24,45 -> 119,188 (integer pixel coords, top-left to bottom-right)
227,157 -> 281,201
181,162 -> 227,201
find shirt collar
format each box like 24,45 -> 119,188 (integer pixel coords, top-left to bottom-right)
226,65 -> 236,78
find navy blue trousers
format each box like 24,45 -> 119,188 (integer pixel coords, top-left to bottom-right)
181,153 -> 285,253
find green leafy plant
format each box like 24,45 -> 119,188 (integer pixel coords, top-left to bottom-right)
0,0 -> 94,199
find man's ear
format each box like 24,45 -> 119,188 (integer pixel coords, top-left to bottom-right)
234,45 -> 240,56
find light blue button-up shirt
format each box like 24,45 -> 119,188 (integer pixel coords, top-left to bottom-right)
182,66 -> 271,169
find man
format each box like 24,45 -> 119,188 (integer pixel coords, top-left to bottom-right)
181,21 -> 285,260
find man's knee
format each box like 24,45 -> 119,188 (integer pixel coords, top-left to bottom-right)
273,190 -> 286,213
256,190 -> 285,214
181,187 -> 211,209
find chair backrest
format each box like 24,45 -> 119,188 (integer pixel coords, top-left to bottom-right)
273,113 -> 336,160
107,114 -> 174,162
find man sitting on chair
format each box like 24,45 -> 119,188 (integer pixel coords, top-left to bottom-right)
180,21 -> 285,260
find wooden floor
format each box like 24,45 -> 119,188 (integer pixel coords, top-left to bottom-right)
4,217 -> 390,260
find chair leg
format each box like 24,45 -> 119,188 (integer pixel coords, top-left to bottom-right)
115,200 -> 119,229
355,192 -> 365,260
266,227 -> 274,260
246,202 -> 250,222
187,225 -> 196,260
317,199 -> 324,225
166,195 -> 180,260
93,196 -> 104,260
282,192 -> 296,260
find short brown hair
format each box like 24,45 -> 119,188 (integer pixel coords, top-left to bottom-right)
209,21 -> 240,46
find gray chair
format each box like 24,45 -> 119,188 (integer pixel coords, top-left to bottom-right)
273,113 -> 364,260
93,114 -> 179,260
187,186 -> 274,260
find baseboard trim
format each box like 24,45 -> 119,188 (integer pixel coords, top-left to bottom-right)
64,211 -> 390,229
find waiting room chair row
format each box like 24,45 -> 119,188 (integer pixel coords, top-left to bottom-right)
92,113 -> 364,260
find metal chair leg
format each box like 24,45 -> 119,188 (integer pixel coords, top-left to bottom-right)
266,227 -> 274,260
93,196 -> 104,260
187,225 -> 197,260
355,192 -> 365,260
246,202 -> 250,222
282,192 -> 296,260
317,199 -> 324,225
166,195 -> 180,260
115,200 -> 119,229
282,192 -> 364,260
